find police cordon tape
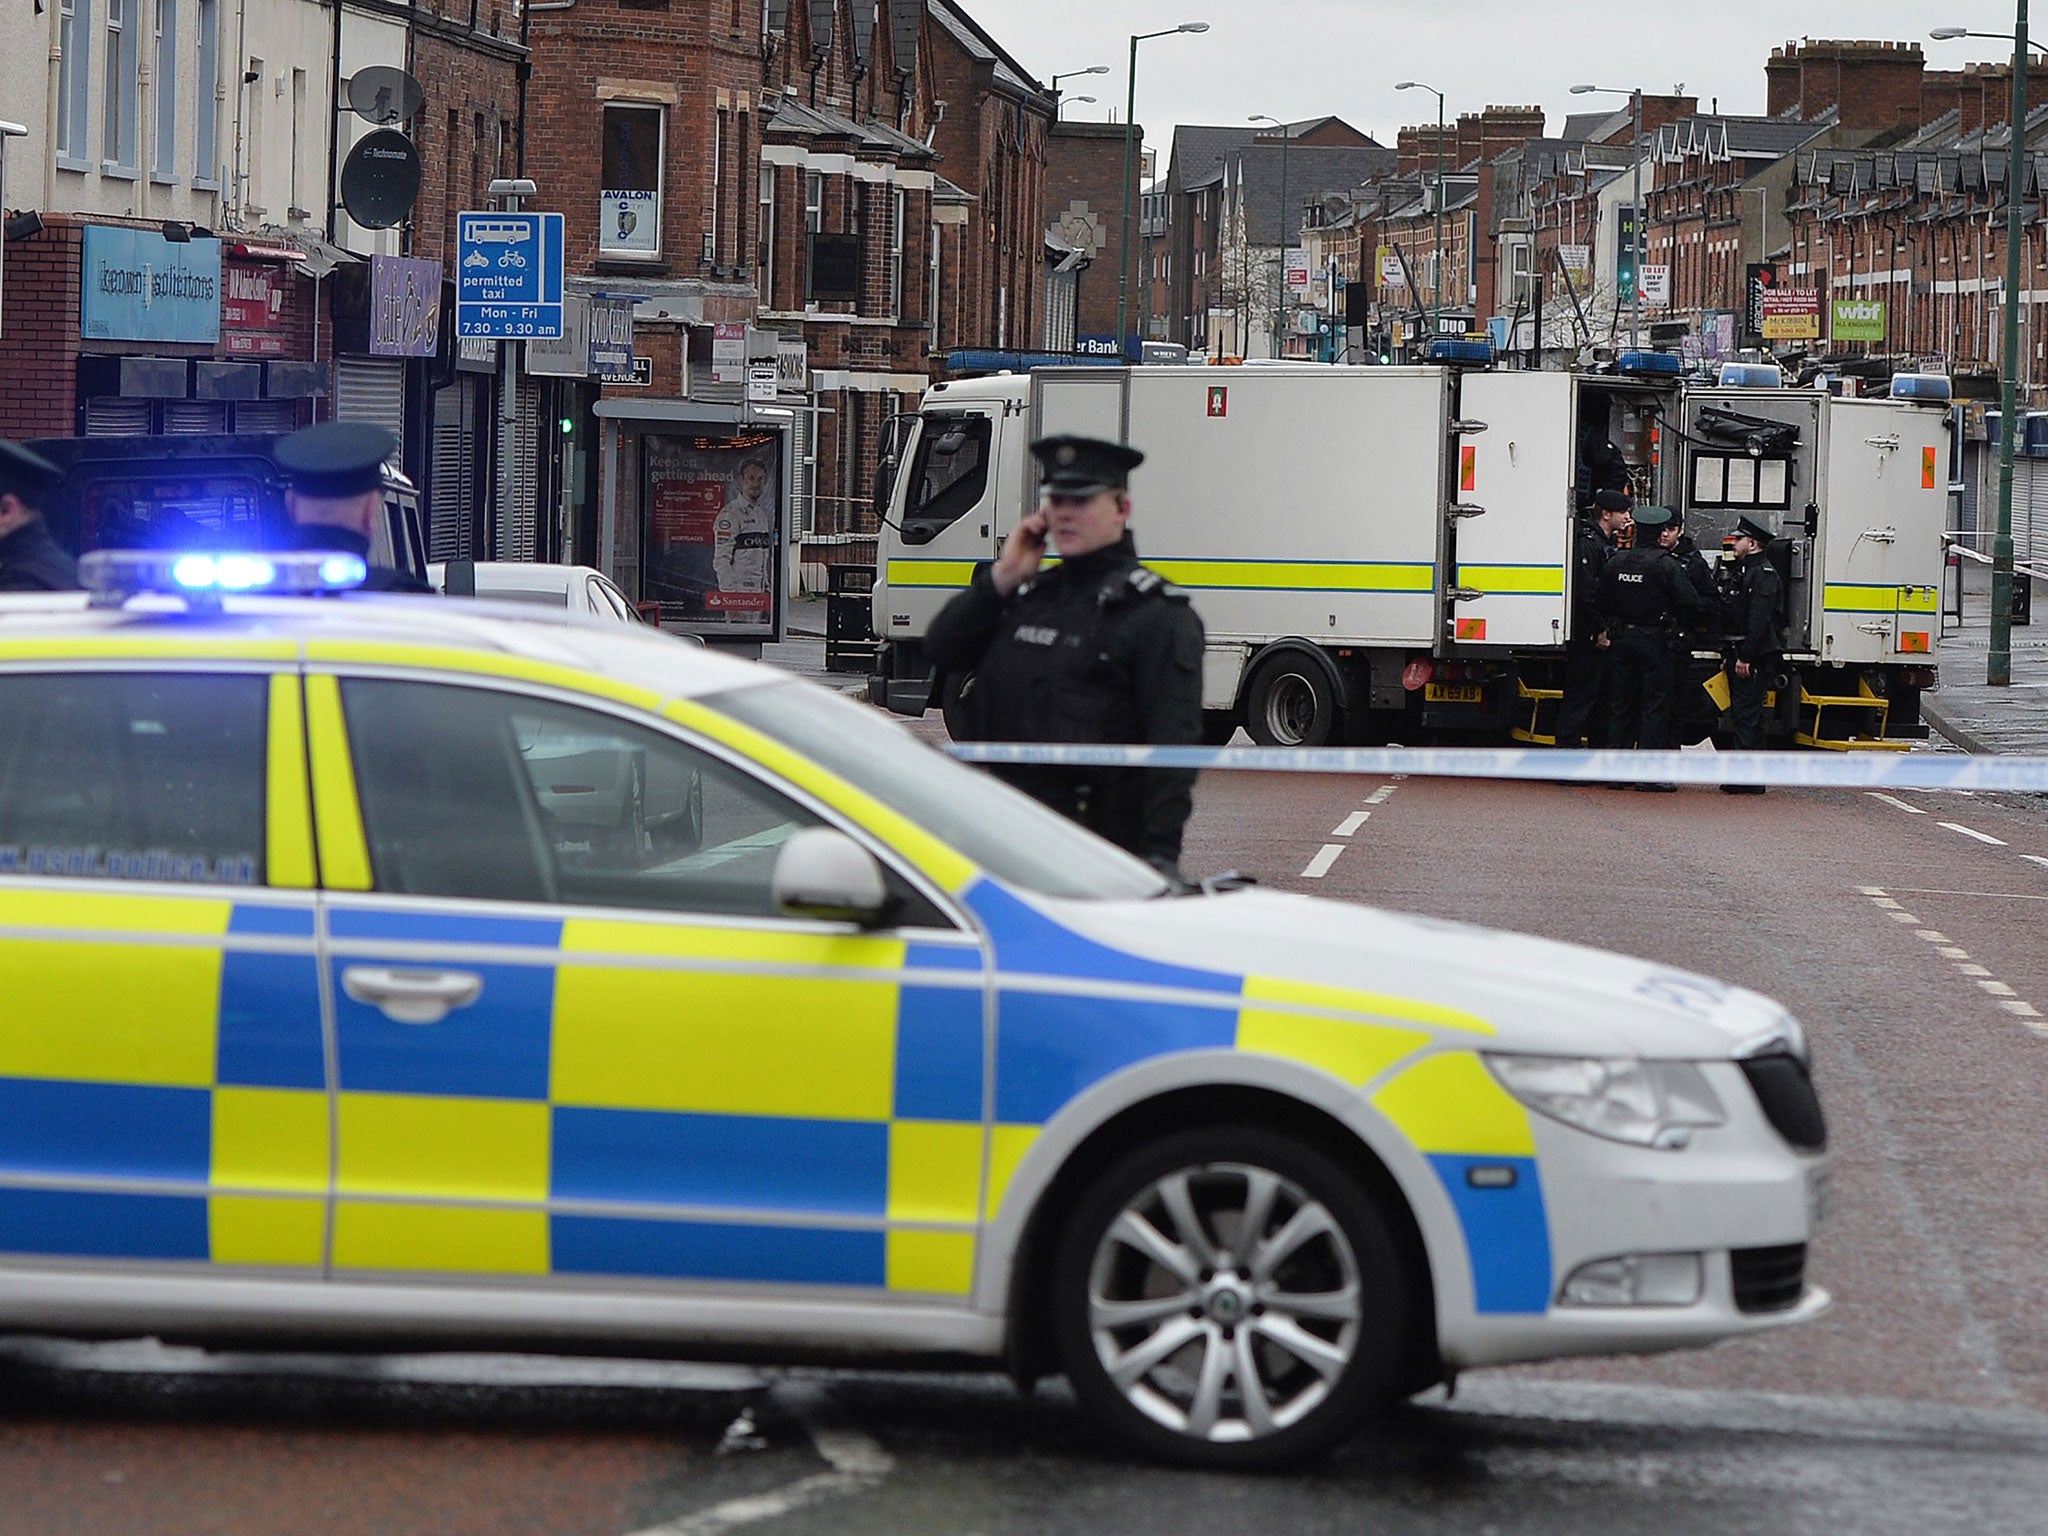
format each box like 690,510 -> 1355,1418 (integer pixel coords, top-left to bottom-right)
944,742 -> 2048,794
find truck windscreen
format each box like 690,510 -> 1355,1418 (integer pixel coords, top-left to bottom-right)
81,471 -> 277,552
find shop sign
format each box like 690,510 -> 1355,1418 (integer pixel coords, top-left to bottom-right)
777,338 -> 808,389
1760,287 -> 1822,341
589,294 -> 637,380
1378,246 -> 1403,286
368,255 -> 442,357
1557,244 -> 1590,282
1640,264 -> 1670,308
222,260 -> 289,356
81,225 -> 222,343
1832,299 -> 1887,343
525,292 -> 592,377
711,321 -> 747,385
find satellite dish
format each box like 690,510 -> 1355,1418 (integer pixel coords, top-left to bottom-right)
340,130 -> 423,230
346,66 -> 425,126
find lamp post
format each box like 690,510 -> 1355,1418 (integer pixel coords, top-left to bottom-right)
1118,22 -> 1209,366
1056,96 -> 1097,120
1571,83 -> 1645,351
1934,16 -> 2034,685
1051,65 -> 1109,120
1249,114 -> 1292,358
1396,81 -> 1445,342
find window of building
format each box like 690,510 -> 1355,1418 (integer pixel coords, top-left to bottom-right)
151,0 -> 175,180
889,188 -> 906,319
929,223 -> 942,349
758,163 -> 776,304
710,109 -> 724,263
192,0 -> 217,184
600,103 -> 664,257
289,67 -> 306,212
103,0 -> 138,173
57,0 -> 91,168
0,673 -> 268,887
805,171 -> 822,233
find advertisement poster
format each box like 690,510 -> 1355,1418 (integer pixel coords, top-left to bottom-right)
368,255 -> 442,357
1832,299 -> 1887,343
642,434 -> 780,630
1761,288 -> 1822,341
221,261 -> 288,356
1639,263 -> 1671,308
599,189 -> 659,254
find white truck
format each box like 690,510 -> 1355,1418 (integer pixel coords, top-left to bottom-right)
868,357 -> 1951,750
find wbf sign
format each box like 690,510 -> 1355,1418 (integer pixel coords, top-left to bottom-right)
455,211 -> 564,338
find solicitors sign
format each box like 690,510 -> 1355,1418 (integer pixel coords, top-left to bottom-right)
80,225 -> 222,343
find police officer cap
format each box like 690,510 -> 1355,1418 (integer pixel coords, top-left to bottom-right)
1734,515 -> 1775,543
1030,434 -> 1144,495
275,421 -> 396,498
1631,504 -> 1675,530
1591,487 -> 1633,514
0,439 -> 60,503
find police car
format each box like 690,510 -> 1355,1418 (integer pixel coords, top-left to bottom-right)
0,551 -> 1830,1469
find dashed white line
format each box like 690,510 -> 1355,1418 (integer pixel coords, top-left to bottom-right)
1886,910 -> 1922,924
2025,855 -> 2048,871
1979,980 -> 2019,997
1916,931 -> 1951,943
1365,785 -> 1398,805
1940,821 -> 2009,846
1867,792 -> 1927,815
1860,887 -> 2047,1038
1333,811 -> 1371,837
1301,844 -> 1346,879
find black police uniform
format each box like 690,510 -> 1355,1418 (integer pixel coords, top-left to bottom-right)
1667,524 -> 1717,732
0,440 -> 80,593
1555,498 -> 1622,749
925,437 -> 1205,870
1598,509 -> 1710,756
1721,518 -> 1785,761
273,421 -> 430,593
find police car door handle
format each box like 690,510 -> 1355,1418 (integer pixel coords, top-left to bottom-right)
341,966 -> 485,1026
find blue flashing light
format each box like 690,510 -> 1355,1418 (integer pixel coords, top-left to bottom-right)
1717,362 -> 1785,388
1617,350 -> 1682,377
1427,339 -> 1494,365
82,548 -> 371,609
1889,372 -> 1953,402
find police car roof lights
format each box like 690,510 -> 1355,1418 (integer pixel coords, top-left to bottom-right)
82,548 -> 369,609
1427,338 -> 1494,366
1889,372 -> 1953,402
1717,362 -> 1785,388
1617,349 -> 1683,377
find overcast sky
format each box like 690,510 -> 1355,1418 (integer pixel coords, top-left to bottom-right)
953,1 -> 2023,161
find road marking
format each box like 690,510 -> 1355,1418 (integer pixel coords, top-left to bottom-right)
1301,844 -> 1346,879
1867,792 -> 1927,815
1940,947 -> 1973,960
1871,897 -> 1903,910
1365,785 -> 1398,805
1333,811 -> 1371,837
1861,888 -> 2044,1037
1940,821 -> 2009,846
1887,910 -> 1922,924
1979,979 -> 2019,997
1958,963 -> 1993,977
2025,855 -> 2048,871
1916,931 -> 1951,943
2002,1000 -> 2044,1018
629,1381 -> 893,1536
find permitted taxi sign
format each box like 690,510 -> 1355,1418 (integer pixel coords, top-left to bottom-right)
456,211 -> 565,339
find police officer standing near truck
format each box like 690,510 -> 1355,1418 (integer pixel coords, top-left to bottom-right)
1556,488 -> 1631,750
272,421 -> 429,593
0,441 -> 80,593
1717,514 -> 1784,789
925,434 -> 1205,878
1599,504 -> 1712,785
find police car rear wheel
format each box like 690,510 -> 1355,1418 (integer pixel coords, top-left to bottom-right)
1245,654 -> 1339,748
1051,1126 -> 1408,1469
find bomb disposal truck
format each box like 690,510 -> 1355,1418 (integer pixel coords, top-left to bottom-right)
867,353 -> 1951,750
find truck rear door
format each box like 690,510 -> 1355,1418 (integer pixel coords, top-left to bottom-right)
1818,398 -> 1946,663
1447,371 -> 1574,649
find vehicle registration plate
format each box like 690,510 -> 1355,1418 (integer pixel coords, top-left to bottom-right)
1807,1165 -> 1834,1235
1425,683 -> 1484,704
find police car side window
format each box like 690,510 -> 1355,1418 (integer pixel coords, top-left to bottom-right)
0,673 -> 267,886
342,681 -> 941,923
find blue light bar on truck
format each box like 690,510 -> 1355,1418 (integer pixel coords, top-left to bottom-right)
1617,350 -> 1683,377
1427,339 -> 1494,365
1889,373 -> 1953,402
82,548 -> 369,608
1717,363 -> 1784,388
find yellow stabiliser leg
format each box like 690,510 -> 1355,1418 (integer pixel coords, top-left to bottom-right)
1510,676 -> 1562,746
1795,676 -> 1911,752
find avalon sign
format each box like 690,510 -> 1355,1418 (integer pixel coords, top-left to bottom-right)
1832,299 -> 1887,343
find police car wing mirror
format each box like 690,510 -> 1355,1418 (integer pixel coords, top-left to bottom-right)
772,828 -> 895,928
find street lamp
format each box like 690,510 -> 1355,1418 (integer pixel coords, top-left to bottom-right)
1052,65 -> 1109,118
1932,14 -> 2031,685
1250,114 -> 1292,359
1572,83 -> 1645,351
1118,22 -> 1208,366
1396,81 -> 1445,344
1057,96 -> 1098,120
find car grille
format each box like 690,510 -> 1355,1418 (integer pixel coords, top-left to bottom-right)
1731,1243 -> 1807,1314
1738,1051 -> 1827,1151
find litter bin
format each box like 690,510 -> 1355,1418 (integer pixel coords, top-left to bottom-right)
825,563 -> 879,673
2015,573 -> 2033,627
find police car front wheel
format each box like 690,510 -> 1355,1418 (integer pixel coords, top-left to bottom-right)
1051,1125 -> 1411,1468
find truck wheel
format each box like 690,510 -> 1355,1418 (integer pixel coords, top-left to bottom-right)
1050,1124 -> 1411,1470
1244,653 -> 1340,747
1200,710 -> 1241,746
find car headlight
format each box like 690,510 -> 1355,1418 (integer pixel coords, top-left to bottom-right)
1485,1054 -> 1727,1149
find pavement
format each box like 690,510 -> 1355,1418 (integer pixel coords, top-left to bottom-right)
756,592 -> 871,694
1922,561 -> 2048,756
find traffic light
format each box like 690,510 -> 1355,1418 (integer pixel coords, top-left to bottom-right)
1615,203 -> 1640,308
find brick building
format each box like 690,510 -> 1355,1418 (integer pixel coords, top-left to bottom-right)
1044,120 -> 1138,352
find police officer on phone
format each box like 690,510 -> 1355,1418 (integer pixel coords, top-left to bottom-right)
0,440 -> 80,593
273,421 -> 430,593
924,434 -> 1205,877
1718,514 -> 1784,788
